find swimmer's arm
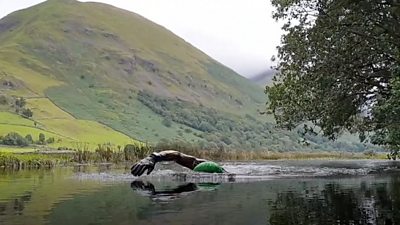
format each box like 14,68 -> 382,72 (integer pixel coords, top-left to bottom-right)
131,150 -> 206,176
151,150 -> 206,170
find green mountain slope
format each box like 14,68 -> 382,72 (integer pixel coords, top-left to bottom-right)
0,0 -> 373,152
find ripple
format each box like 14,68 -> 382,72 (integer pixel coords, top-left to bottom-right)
73,160 -> 400,183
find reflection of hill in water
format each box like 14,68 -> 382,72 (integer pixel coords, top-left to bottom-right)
0,168 -> 111,225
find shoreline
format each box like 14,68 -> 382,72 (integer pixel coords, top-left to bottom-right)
0,149 -> 389,170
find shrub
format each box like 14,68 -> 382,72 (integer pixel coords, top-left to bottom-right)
46,137 -> 55,144
21,108 -> 33,118
0,95 -> 7,105
162,118 -> 172,127
184,128 -> 192,133
25,134 -> 33,144
15,97 -> 26,108
2,132 -> 29,146
38,133 -> 46,145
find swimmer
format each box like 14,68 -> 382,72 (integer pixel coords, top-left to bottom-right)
131,150 -> 226,176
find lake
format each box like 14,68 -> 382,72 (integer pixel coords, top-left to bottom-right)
1,160 -> 400,225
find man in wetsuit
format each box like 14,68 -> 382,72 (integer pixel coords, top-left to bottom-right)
131,150 -> 209,176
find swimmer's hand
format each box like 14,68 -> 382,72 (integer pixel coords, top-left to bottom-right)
131,155 -> 156,176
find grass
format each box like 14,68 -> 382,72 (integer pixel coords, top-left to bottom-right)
0,108 -> 142,150
37,119 -> 139,148
0,112 -> 37,126
218,150 -> 387,161
26,98 -> 74,119
162,147 -> 387,161
0,146 -> 36,153
0,143 -> 152,169
0,49 -> 63,96
46,86 -> 203,143
0,152 -> 70,169
0,124 -> 66,142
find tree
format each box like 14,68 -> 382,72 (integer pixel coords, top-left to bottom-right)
15,97 -> 26,108
46,137 -> 55,144
21,108 -> 33,118
161,118 -> 172,127
0,95 -> 7,105
38,133 -> 46,145
2,132 -> 29,146
25,134 -> 33,144
267,0 -> 400,152
371,77 -> 400,156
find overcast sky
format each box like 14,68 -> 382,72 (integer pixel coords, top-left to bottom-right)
0,0 -> 282,77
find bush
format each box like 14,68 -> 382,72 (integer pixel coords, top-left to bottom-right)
38,133 -> 46,145
15,97 -> 26,108
184,128 -> 192,133
161,118 -> 172,127
25,134 -> 33,144
2,132 -> 29,146
198,121 -> 214,132
46,137 -> 55,144
0,95 -> 7,105
22,108 -> 33,118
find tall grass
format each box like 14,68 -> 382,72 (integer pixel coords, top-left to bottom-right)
174,148 -> 377,161
72,143 -> 153,164
0,152 -> 70,169
0,141 -> 384,170
154,141 -> 385,161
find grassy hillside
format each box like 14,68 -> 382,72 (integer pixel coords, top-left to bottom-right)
0,0 -> 375,152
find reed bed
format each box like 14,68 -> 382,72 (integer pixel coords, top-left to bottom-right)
176,148 -> 385,161
0,142 -> 385,169
0,153 -> 70,169
72,143 -> 152,164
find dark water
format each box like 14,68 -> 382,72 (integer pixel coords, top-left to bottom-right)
1,160 -> 400,225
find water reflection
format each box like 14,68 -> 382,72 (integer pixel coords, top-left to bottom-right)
131,180 -> 220,201
268,176 -> 400,225
3,164 -> 400,225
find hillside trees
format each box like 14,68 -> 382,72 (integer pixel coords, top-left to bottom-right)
25,134 -> 33,144
137,90 -> 376,152
0,132 -> 57,147
2,132 -> 29,146
14,97 -> 33,118
267,0 -> 400,153
15,97 -> 26,108
21,108 -> 33,118
38,133 -> 46,145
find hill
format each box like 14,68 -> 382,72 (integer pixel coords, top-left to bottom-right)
249,70 -> 276,87
0,0 -> 374,152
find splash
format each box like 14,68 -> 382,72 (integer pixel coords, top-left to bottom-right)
73,160 -> 400,183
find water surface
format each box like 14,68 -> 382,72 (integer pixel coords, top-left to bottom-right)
1,160 -> 399,225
